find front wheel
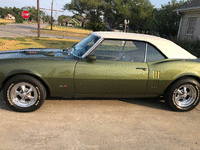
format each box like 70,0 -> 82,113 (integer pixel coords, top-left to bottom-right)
165,78 -> 200,111
3,75 -> 46,112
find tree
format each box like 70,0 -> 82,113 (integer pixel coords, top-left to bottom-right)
58,15 -> 70,25
0,7 -> 6,18
153,0 -> 195,38
102,0 -> 154,32
103,0 -> 131,30
44,15 -> 51,23
64,0 -> 103,28
28,6 -> 38,21
85,10 -> 106,31
128,0 -> 154,33
72,14 -> 83,22
12,7 -> 21,17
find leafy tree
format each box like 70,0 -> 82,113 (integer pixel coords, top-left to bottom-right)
0,7 -> 6,18
58,15 -> 71,25
153,0 -> 195,38
128,0 -> 154,33
72,14 -> 83,22
102,0 -> 154,32
4,7 -> 14,15
12,7 -> 21,17
64,0 -> 103,27
85,10 -> 106,31
28,6 -> 38,21
103,0 -> 131,30
44,15 -> 51,23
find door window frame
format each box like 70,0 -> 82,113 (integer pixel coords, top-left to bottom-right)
84,38 -> 167,62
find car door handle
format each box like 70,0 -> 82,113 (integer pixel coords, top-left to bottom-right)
136,67 -> 147,71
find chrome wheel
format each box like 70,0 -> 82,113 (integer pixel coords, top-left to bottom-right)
10,82 -> 38,108
174,84 -> 197,108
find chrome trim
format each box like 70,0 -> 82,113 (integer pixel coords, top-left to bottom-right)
144,43 -> 148,63
82,37 -> 104,59
10,82 -> 38,108
174,84 -> 197,108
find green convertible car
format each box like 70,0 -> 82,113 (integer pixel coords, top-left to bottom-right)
0,32 -> 200,112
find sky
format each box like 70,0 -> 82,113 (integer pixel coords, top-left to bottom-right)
0,0 -> 181,19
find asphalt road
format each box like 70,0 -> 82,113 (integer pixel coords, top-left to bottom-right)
0,91 -> 200,150
0,23 -> 83,40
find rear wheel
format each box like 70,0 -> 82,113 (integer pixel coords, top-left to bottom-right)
165,78 -> 200,111
3,75 -> 46,112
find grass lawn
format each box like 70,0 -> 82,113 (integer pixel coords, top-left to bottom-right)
32,25 -> 92,38
0,37 -> 80,51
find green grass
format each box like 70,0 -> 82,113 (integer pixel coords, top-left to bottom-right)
20,43 -> 32,45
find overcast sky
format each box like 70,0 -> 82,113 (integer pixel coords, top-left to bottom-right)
0,0 -> 181,19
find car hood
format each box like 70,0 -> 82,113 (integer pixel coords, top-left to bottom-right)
0,48 -> 76,60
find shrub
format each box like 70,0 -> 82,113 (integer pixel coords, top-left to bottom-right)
173,39 -> 200,58
15,15 -> 24,23
85,22 -> 106,31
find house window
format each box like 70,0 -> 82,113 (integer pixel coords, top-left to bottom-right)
187,17 -> 197,34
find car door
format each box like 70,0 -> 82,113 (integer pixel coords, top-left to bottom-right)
74,40 -> 149,98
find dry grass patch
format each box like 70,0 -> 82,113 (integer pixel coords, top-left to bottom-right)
34,25 -> 92,38
0,38 -> 45,51
0,18 -> 15,24
0,37 -> 79,51
45,25 -> 92,34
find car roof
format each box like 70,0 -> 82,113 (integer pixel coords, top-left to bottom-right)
91,32 -> 197,59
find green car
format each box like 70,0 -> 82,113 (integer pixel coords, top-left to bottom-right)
0,32 -> 200,112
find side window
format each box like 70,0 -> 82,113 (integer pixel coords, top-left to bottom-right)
90,40 -> 146,62
146,44 -> 165,62
90,40 -> 123,61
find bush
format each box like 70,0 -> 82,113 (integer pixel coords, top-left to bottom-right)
85,22 -> 106,31
15,15 -> 24,23
173,39 -> 200,58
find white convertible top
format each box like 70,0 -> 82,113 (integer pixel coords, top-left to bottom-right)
91,32 -> 197,59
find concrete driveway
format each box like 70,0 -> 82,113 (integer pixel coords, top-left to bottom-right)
0,91 -> 200,150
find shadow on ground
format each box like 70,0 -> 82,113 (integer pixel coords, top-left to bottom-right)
0,94 -> 171,112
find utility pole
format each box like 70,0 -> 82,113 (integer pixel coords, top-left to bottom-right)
51,0 -> 53,30
40,8 -> 63,26
37,0 -> 40,37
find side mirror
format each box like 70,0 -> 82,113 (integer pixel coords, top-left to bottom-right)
87,55 -> 96,62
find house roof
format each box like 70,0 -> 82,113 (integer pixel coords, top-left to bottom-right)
91,32 -> 197,59
62,18 -> 72,22
175,0 -> 200,12
62,18 -> 82,24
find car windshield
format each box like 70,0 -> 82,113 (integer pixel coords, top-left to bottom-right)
71,34 -> 100,58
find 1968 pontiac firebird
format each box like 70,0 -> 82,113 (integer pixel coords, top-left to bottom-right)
0,32 -> 200,112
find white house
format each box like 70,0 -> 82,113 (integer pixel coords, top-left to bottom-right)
5,14 -> 15,20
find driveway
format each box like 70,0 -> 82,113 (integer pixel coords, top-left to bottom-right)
0,91 -> 200,150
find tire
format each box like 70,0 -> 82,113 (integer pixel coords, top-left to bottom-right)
3,75 -> 46,112
165,77 -> 200,112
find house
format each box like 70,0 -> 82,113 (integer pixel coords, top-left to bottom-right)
62,18 -> 82,27
175,0 -> 200,40
5,14 -> 15,20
